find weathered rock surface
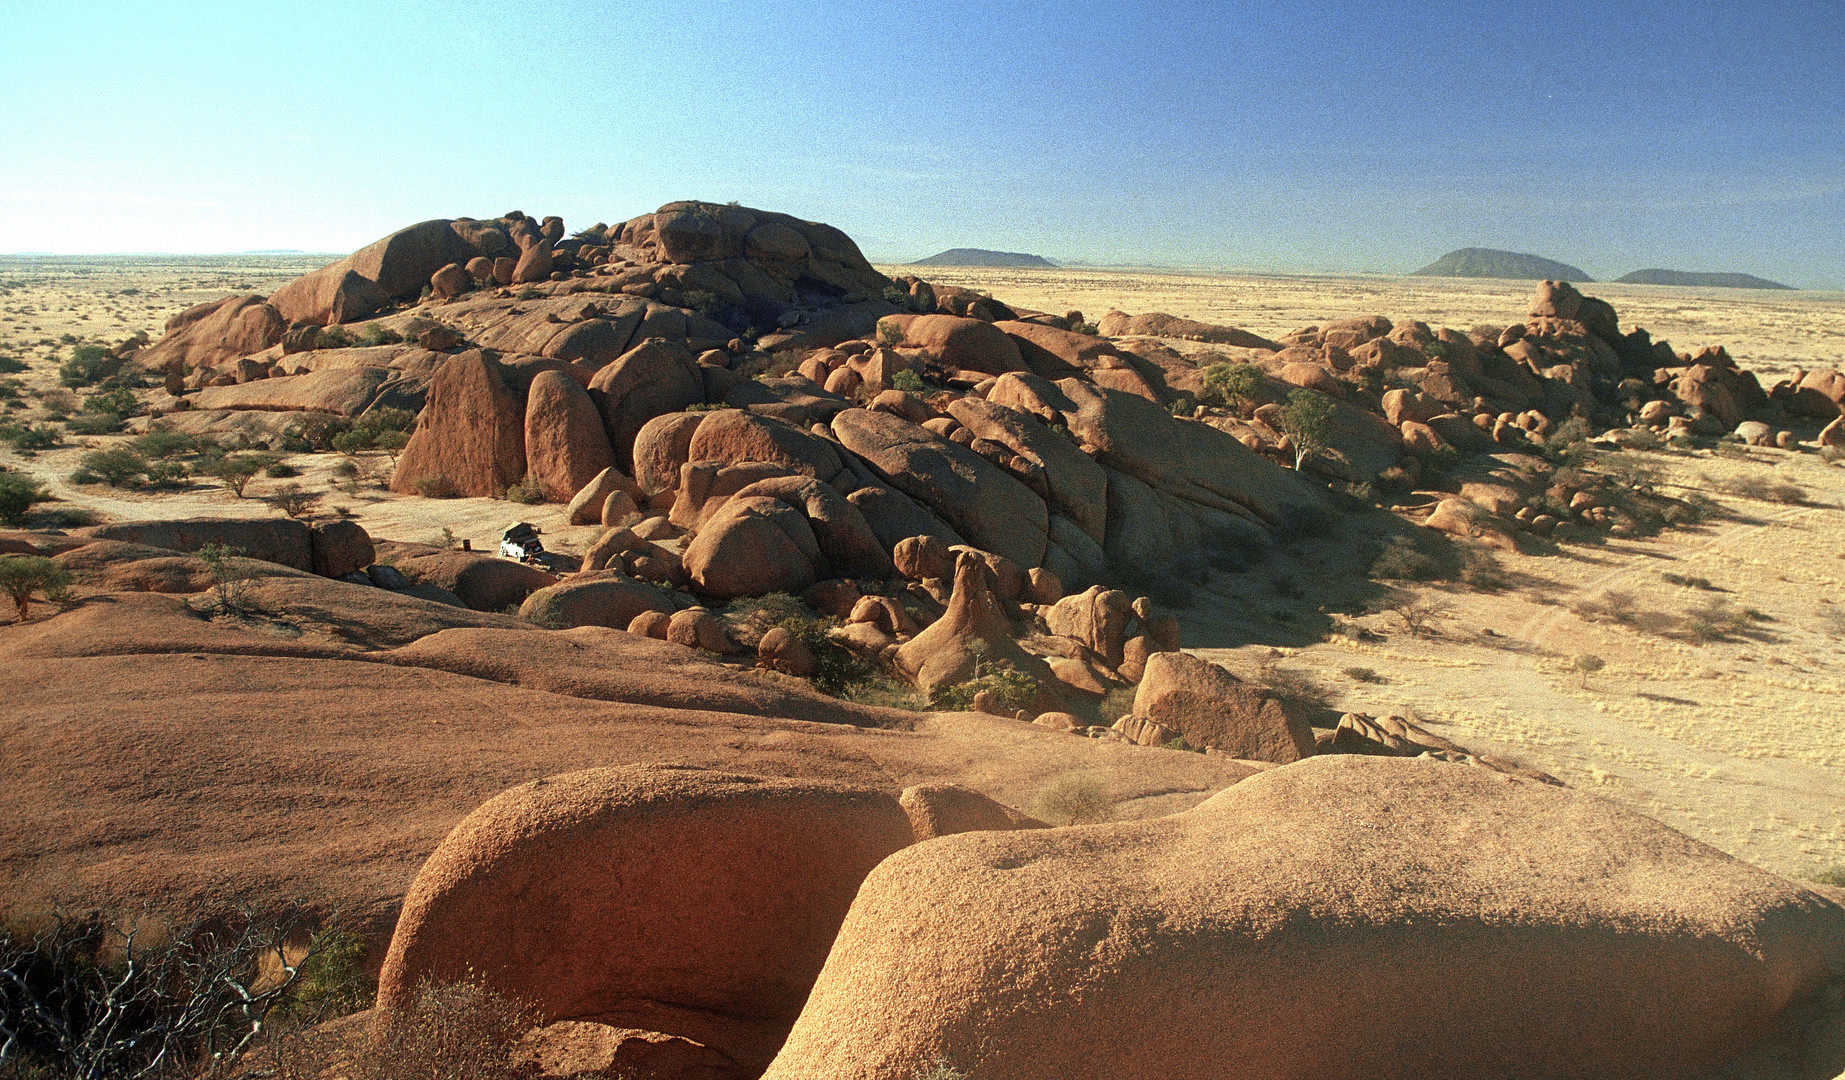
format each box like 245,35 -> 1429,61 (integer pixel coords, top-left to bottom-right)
832,408 -> 1048,569
764,756 -> 1845,1080
1133,651 -> 1314,763
391,351 -> 527,498
523,369 -> 617,502
375,764 -> 916,1077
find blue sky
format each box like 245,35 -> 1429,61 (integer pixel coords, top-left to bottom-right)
1,0 -> 1840,287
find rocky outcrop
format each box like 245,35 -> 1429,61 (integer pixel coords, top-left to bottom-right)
137,295 -> 285,372
587,338 -> 706,469
1096,310 -> 1280,350
390,351 -> 527,498
831,408 -> 1049,569
764,756 -> 1845,1079
269,219 -> 480,326
374,764 -> 916,1079
893,550 -> 1058,705
1133,651 -> 1314,763
522,369 -> 616,503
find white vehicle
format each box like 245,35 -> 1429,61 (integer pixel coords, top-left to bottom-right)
498,522 -> 546,564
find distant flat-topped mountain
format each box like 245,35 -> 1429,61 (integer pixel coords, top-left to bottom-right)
1614,269 -> 1794,290
1412,248 -> 1592,282
911,248 -> 1055,268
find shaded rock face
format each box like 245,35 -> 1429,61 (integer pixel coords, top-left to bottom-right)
764,756 -> 1845,1080
374,764 -> 917,1079
391,351 -> 527,498
588,338 -> 706,469
831,407 -> 1049,569
85,518 -> 315,573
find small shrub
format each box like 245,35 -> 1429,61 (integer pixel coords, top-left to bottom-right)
283,413 -> 352,453
265,461 -> 300,479
515,287 -> 541,301
891,368 -> 926,394
1200,360 -> 1262,410
0,554 -> 73,618
195,542 -> 255,613
83,387 -> 139,417
681,289 -> 722,314
0,422 -> 60,451
57,343 -> 116,386
1369,535 -> 1440,581
132,428 -> 196,459
1032,772 -> 1115,825
911,1060 -> 968,1080
64,411 -> 124,435
1685,597 -> 1751,642
74,447 -> 148,487
414,476 -> 459,499
1660,572 -> 1719,591
201,452 -> 279,497
316,325 -> 355,348
504,476 -> 545,504
332,458 -> 360,479
356,323 -> 403,347
0,471 -> 50,525
877,320 -> 905,346
932,659 -> 1039,714
263,483 -> 323,519
1460,549 -> 1510,592
1569,653 -> 1605,687
1813,865 -> 1845,887
1096,685 -> 1137,725
1344,666 -> 1386,683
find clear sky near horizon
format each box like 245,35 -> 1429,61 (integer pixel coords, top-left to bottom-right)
2,0 -> 1841,287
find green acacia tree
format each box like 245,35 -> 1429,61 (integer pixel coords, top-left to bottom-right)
1279,388 -> 1333,470
0,554 -> 73,620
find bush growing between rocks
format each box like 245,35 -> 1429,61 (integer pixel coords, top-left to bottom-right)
932,662 -> 1038,714
356,323 -> 403,347
891,368 -> 927,394
196,542 -> 255,613
1200,360 -> 1261,410
0,903 -> 331,1080
1279,389 -> 1333,470
1031,772 -> 1115,826
503,476 -> 545,504
56,343 -> 116,387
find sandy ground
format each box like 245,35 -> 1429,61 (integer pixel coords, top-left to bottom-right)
3,257 -> 1842,882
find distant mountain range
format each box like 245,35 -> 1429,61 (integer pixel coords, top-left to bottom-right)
910,248 -> 1055,268
1613,269 -> 1793,290
1411,248 -> 1593,282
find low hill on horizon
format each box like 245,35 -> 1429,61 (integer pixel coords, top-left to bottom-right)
1412,248 -> 1592,282
1614,269 -> 1794,290
911,248 -> 1055,268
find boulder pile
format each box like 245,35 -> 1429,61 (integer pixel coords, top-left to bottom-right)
115,200 -> 1845,733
